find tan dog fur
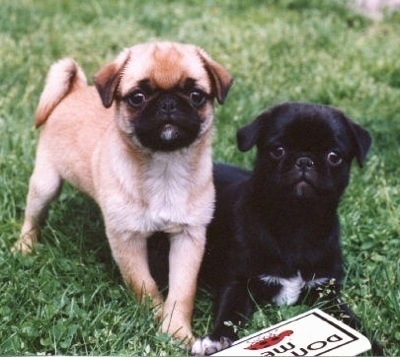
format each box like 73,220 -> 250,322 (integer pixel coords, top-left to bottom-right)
14,42 -> 232,343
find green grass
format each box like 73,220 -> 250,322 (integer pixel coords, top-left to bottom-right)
1,0 -> 399,355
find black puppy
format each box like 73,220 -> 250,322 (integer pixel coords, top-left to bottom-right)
192,102 -> 381,355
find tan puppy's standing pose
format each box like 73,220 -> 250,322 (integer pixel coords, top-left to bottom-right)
14,41 -> 233,343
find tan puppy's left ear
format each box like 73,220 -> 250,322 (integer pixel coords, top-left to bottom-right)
93,49 -> 131,108
198,49 -> 233,105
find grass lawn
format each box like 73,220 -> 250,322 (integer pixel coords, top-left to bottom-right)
1,0 -> 399,355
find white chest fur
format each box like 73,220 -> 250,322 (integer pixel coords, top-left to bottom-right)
99,145 -> 214,236
142,152 -> 196,228
260,271 -> 329,306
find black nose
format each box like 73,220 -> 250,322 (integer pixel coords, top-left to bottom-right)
296,156 -> 314,169
159,95 -> 177,114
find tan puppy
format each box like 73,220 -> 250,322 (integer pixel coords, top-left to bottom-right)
14,41 -> 233,343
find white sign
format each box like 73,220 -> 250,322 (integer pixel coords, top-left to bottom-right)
212,309 -> 371,356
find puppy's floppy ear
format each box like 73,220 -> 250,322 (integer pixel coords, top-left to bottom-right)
197,49 -> 233,105
340,113 -> 372,167
348,119 -> 372,168
236,111 -> 269,152
93,48 -> 131,108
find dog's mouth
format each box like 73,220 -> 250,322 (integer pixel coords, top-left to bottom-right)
134,117 -> 201,152
160,123 -> 180,141
294,179 -> 315,198
288,171 -> 321,198
285,168 -> 322,198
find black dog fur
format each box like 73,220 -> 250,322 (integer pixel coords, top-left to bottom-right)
191,102 -> 382,355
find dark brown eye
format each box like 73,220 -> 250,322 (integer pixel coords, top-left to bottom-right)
270,146 -> 285,160
189,90 -> 206,106
127,91 -> 146,108
327,151 -> 342,166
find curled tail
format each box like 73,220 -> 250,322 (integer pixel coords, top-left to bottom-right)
34,58 -> 87,127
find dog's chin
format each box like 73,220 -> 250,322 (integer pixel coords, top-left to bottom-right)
293,180 -> 317,199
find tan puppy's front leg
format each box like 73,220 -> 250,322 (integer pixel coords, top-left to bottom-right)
162,226 -> 206,343
108,231 -> 163,309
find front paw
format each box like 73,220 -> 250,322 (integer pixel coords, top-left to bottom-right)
12,236 -> 37,254
191,335 -> 233,356
159,302 -> 194,345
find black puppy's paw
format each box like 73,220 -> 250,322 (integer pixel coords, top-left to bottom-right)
191,335 -> 233,356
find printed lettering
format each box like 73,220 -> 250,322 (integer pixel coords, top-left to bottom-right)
291,348 -> 308,356
258,332 -> 346,356
307,341 -> 327,350
327,334 -> 343,343
273,342 -> 296,354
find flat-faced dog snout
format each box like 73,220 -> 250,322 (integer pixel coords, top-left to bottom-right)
295,156 -> 314,171
158,94 -> 178,115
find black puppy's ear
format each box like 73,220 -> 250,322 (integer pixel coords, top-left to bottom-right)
350,121 -> 372,167
341,114 -> 372,167
237,111 -> 269,152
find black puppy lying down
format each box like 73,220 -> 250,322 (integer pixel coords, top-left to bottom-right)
191,102 -> 382,355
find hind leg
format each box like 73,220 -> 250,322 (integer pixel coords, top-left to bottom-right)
13,159 -> 62,254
